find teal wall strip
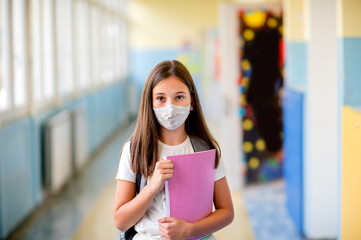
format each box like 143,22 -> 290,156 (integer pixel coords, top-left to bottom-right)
343,37 -> 361,106
286,42 -> 307,92
129,49 -> 179,87
0,119 -> 34,237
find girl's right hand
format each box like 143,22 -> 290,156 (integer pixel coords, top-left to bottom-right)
148,159 -> 174,194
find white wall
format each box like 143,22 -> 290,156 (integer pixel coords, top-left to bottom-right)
304,0 -> 339,237
219,3 -> 243,191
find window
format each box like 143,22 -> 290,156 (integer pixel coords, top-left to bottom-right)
31,0 -> 42,102
91,6 -> 101,86
120,17 -> 128,79
114,19 -> 121,80
108,15 -> 117,81
90,2 -> 128,86
43,0 -> 55,99
12,0 -> 27,108
1,0 -> 129,120
100,13 -> 114,83
118,0 -> 128,80
56,0 -> 73,96
74,0 -> 91,91
0,0 -> 11,112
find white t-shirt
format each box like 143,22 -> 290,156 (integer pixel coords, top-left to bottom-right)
116,136 -> 226,240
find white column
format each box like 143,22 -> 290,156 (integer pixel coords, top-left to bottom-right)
304,0 -> 339,237
219,3 -> 243,191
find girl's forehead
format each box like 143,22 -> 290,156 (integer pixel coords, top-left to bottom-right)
153,76 -> 189,93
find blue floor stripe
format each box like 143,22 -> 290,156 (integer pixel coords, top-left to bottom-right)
243,180 -> 302,240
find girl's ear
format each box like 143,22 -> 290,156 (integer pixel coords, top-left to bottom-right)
190,101 -> 194,111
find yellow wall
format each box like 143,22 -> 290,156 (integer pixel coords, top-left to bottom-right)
284,0 -> 305,41
128,0 -> 229,49
341,106 -> 361,239
338,0 -> 361,37
128,0 -> 282,49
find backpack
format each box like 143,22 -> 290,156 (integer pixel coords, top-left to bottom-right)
121,136 -> 211,240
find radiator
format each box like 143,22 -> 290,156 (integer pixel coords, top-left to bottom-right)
44,111 -> 73,194
71,105 -> 88,172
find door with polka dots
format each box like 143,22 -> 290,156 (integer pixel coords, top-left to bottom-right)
238,8 -> 284,183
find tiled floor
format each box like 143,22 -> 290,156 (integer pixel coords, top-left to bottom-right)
8,122 -> 301,240
71,180 -> 119,240
243,180 -> 303,240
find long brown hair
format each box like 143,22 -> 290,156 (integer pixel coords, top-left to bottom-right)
129,60 -> 221,178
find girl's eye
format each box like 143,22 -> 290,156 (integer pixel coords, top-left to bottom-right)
157,96 -> 165,101
176,96 -> 184,100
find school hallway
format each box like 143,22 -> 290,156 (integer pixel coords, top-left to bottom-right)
6,122 -> 301,240
1,0 -> 360,239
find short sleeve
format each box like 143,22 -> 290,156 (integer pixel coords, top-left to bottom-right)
116,141 -> 136,182
214,158 -> 227,181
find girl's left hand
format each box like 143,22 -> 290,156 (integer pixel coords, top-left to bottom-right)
158,217 -> 192,240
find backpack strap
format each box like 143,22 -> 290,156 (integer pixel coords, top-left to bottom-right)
189,135 -> 211,152
135,172 -> 141,194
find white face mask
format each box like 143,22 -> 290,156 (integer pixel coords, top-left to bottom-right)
153,104 -> 191,130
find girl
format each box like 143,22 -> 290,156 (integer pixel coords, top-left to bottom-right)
114,60 -> 234,240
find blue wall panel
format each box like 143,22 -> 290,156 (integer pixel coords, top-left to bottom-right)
0,119 -> 34,237
286,42 -> 307,91
343,37 -> 361,105
114,83 -> 127,125
130,49 -> 179,87
87,92 -> 100,154
0,81 -> 129,238
283,88 -> 304,236
85,82 -> 129,155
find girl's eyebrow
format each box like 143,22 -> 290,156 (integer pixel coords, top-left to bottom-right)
154,91 -> 187,95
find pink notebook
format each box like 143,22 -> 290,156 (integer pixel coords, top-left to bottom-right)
164,149 -> 216,240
